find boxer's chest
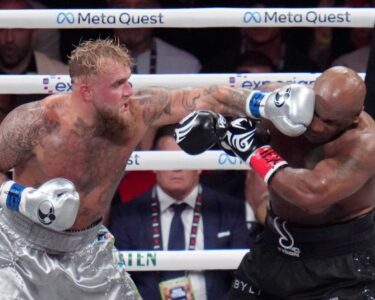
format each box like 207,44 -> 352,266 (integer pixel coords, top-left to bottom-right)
30,133 -> 133,193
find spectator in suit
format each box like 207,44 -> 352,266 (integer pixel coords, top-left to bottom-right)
28,0 -> 62,61
110,124 -> 250,300
0,0 -> 68,107
0,0 -> 67,75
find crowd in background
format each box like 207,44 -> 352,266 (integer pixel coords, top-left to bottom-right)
0,0 -> 374,299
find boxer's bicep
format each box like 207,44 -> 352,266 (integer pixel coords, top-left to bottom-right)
270,155 -> 371,213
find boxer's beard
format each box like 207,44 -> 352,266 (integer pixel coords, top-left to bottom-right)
95,108 -> 136,145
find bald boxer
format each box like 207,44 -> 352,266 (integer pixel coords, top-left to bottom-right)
0,39 -> 313,299
177,66 -> 375,299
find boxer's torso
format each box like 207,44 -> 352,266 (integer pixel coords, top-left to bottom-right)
12,94 -> 147,230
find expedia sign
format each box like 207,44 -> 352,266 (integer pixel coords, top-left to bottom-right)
42,76 -> 72,93
243,10 -> 351,25
228,76 -> 316,89
56,11 -> 165,26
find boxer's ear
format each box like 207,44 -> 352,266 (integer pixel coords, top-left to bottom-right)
352,106 -> 364,125
79,83 -> 93,103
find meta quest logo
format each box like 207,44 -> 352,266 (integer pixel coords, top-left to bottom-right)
243,10 -> 351,25
56,11 -> 164,25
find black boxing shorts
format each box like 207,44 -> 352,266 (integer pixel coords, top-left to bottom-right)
230,209 -> 375,300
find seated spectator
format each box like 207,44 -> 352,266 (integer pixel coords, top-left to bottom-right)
203,1 -> 319,73
329,0 -> 373,71
0,0 -> 67,75
0,0 -> 68,107
331,45 -> 370,72
305,0 -> 335,70
110,125 -> 250,300
107,0 -> 201,74
234,50 -> 276,73
28,0 -> 62,60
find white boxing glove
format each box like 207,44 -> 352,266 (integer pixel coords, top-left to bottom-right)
245,84 -> 315,137
0,178 -> 80,231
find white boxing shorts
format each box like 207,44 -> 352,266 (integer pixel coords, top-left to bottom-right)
0,208 -> 142,300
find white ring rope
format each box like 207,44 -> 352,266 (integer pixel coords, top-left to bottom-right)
0,73 -> 366,94
0,8 -> 373,28
119,249 -> 249,271
126,151 -> 248,171
3,6 -> 362,274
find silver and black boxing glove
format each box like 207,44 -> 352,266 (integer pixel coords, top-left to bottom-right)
0,178 -> 80,231
245,84 -> 315,137
174,110 -> 227,155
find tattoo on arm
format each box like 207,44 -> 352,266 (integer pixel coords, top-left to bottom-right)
138,88 -> 170,126
182,90 -> 198,111
193,85 -> 250,116
0,102 -> 55,170
220,88 -> 250,116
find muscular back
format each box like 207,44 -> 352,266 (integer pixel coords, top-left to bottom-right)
0,95 -> 138,229
269,112 -> 375,224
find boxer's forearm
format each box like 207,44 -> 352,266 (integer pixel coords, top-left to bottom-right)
134,86 -> 252,128
194,85 -> 251,117
269,167 -> 329,214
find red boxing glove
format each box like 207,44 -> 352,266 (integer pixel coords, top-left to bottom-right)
249,146 -> 288,183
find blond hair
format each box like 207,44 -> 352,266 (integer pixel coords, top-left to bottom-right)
68,38 -> 133,81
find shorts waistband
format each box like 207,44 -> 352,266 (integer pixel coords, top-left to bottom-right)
0,208 -> 102,253
264,209 -> 375,258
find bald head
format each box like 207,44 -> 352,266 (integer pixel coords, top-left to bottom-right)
314,66 -> 366,119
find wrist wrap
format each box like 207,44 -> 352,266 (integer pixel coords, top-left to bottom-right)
0,181 -> 25,211
249,146 -> 288,183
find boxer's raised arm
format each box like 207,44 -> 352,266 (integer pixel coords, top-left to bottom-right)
269,137 -> 375,214
133,84 -> 315,138
132,85 -> 250,128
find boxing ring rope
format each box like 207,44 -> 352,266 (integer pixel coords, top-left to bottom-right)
0,6 -> 365,273
126,151 -> 247,171
0,73 -> 366,94
0,8 -> 374,28
0,72 -> 367,269
120,249 -> 249,271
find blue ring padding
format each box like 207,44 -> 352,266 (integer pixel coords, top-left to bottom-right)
6,182 -> 25,211
249,91 -> 266,119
